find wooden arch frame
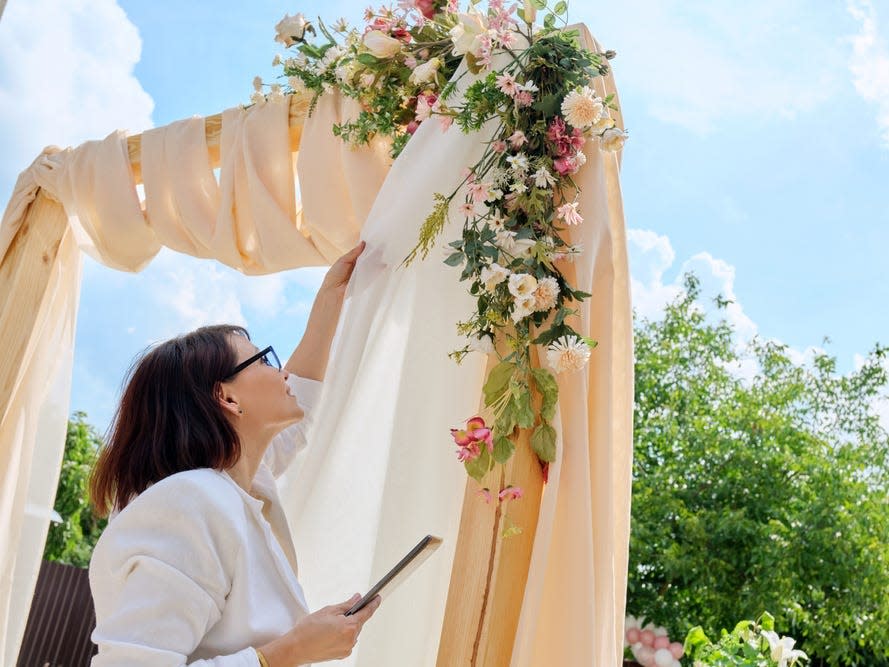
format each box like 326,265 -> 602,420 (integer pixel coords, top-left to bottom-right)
0,92 -> 545,666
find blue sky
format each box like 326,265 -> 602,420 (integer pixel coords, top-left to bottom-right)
2,0 -> 888,433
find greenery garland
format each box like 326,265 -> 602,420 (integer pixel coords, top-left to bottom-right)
258,0 -> 626,516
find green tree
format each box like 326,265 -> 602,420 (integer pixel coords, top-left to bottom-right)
42,412 -> 107,567
629,275 -> 889,666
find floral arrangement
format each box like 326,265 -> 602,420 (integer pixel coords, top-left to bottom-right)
683,612 -> 808,667
624,616 -> 685,667
258,1 -> 625,513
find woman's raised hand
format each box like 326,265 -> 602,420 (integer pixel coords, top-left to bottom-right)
258,593 -> 381,665
320,241 -> 366,299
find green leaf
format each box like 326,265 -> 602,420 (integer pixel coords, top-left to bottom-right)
543,12 -> 556,28
531,0 -> 546,8
444,252 -> 464,267
531,367 -> 559,422
356,53 -> 381,67
492,435 -> 516,464
514,389 -> 535,429
530,422 -> 557,462
464,446 -> 493,481
553,0 -> 568,14
495,400 -> 517,436
483,362 -> 516,405
531,93 -> 562,117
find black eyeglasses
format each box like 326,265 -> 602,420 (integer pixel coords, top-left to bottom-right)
222,345 -> 281,381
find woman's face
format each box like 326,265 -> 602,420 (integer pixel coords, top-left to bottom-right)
223,335 -> 305,432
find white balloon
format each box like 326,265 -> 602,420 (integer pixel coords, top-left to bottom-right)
654,648 -> 674,667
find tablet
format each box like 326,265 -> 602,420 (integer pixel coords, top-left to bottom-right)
345,535 -> 443,616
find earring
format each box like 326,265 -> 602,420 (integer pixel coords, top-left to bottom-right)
238,408 -> 244,415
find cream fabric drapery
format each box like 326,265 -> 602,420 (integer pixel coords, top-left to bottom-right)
0,24 -> 631,666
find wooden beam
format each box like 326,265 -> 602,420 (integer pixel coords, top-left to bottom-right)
126,92 -> 312,185
0,192 -> 69,430
437,353 -> 545,666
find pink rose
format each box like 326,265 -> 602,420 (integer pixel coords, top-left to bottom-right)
415,0 -> 437,20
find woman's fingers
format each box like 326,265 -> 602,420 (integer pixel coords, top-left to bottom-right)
349,595 -> 381,625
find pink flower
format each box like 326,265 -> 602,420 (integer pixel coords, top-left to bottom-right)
404,55 -> 418,69
496,72 -> 519,97
497,29 -> 518,48
557,201 -> 583,225
450,427 -> 473,446
499,486 -> 523,501
459,201 -> 477,218
415,0 -> 436,20
471,427 -> 494,452
477,488 -> 494,503
547,116 -> 568,140
492,139 -> 508,153
513,90 -> 533,107
451,416 -> 494,460
457,441 -> 481,462
406,120 -> 420,135
508,130 -> 527,148
468,180 -> 491,203
553,155 -> 579,176
439,115 -> 454,131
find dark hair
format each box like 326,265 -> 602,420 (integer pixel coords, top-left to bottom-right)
90,324 -> 249,517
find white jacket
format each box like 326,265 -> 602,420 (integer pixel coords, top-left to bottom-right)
89,377 -> 321,666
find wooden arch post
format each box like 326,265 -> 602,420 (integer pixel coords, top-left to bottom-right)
0,94 -> 543,666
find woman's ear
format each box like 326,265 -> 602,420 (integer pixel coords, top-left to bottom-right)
215,382 -> 242,417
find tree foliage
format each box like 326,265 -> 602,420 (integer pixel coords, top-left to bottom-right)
42,412 -> 107,568
628,275 -> 889,666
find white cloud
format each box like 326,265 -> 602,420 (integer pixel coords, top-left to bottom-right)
847,0 -> 889,145
626,228 -> 682,320
577,1 -> 843,132
0,0 -> 154,197
142,249 -> 295,336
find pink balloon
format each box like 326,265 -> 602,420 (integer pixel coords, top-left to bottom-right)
626,628 -> 641,644
653,635 -> 670,649
640,629 -> 656,647
669,642 -> 684,659
634,645 -> 655,665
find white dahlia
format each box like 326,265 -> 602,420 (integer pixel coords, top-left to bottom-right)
560,86 -> 604,129
546,335 -> 592,374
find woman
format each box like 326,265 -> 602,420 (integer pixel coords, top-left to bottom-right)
88,243 -> 379,666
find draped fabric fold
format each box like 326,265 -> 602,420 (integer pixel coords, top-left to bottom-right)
0,23 -> 630,666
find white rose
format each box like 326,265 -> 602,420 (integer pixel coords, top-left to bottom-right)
593,114 -> 615,131
512,294 -> 537,322
508,273 -> 538,298
409,57 -> 442,85
275,13 -> 308,47
363,30 -> 403,59
480,262 -> 509,291
468,334 -> 495,355
449,11 -> 488,56
511,238 -> 536,259
601,127 -> 627,152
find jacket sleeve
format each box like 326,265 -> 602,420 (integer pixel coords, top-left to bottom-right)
89,473 -> 260,667
263,375 -> 322,478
